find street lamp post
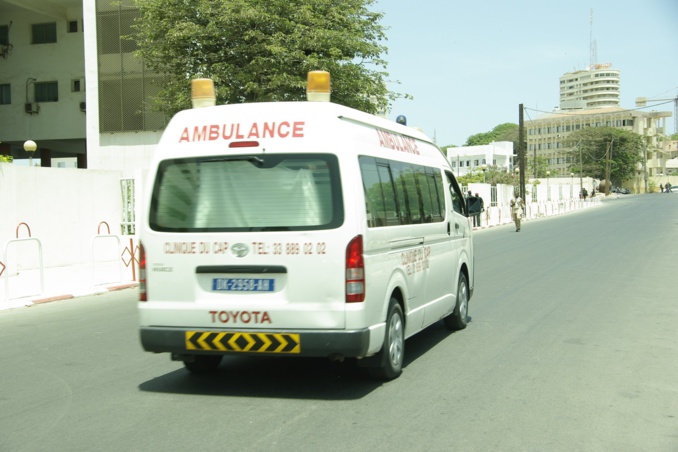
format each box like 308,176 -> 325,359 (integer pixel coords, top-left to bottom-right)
481,164 -> 487,183
23,140 -> 37,167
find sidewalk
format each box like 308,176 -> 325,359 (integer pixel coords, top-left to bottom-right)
0,264 -> 138,311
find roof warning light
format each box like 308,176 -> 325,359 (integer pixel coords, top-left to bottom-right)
306,71 -> 331,102
191,78 -> 216,109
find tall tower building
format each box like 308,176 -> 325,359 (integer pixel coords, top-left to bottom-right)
559,64 -> 620,110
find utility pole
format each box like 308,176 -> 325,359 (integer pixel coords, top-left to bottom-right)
518,104 -> 526,201
605,139 -> 614,195
643,143 -> 648,194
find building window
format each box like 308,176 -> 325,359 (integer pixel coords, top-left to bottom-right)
0,83 -> 10,104
0,25 -> 8,46
68,21 -> 78,33
35,81 -> 58,102
32,23 -> 57,44
71,79 -> 84,92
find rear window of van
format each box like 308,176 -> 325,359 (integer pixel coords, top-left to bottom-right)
149,154 -> 343,232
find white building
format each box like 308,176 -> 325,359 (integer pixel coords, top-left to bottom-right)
447,141 -> 514,177
0,0 -> 165,178
559,64 -> 621,110
526,65 -> 672,192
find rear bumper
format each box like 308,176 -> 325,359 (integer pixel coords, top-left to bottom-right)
140,327 -> 371,358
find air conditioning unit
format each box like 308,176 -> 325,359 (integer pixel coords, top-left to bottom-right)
25,102 -> 39,114
79,101 -> 86,112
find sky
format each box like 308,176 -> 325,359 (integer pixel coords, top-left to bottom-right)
376,0 -> 678,147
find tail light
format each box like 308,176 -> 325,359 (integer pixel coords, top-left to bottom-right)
345,235 -> 365,303
139,242 -> 147,302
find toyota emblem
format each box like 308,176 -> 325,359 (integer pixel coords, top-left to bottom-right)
231,243 -> 249,258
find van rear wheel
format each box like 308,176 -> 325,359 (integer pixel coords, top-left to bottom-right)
183,355 -> 222,374
368,298 -> 404,380
444,272 -> 468,331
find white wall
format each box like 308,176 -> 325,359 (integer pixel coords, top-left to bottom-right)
0,163 -> 124,271
90,132 -> 161,178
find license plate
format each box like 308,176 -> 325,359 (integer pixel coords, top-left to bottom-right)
212,278 -> 275,292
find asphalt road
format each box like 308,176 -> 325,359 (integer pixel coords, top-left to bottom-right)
1,194 -> 677,452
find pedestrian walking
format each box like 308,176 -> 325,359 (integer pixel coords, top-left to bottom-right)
510,196 -> 525,232
660,183 -> 664,193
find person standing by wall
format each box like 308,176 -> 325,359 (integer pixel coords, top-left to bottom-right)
466,192 -> 480,227
510,196 -> 525,232
475,193 -> 484,227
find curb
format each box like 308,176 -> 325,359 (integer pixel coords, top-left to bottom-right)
1,282 -> 139,311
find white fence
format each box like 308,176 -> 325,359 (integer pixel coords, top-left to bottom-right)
462,182 -> 602,230
1,166 -> 600,303
0,163 -> 138,302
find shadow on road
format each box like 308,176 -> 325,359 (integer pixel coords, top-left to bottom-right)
138,318 -> 469,400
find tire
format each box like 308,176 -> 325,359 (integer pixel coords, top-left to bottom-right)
183,355 -> 222,374
368,298 -> 405,380
443,272 -> 469,331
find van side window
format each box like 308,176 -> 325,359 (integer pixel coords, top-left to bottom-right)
420,168 -> 444,222
359,156 -> 445,227
395,162 -> 422,224
446,171 -> 466,216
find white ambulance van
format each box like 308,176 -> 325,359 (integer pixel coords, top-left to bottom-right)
139,72 -> 474,380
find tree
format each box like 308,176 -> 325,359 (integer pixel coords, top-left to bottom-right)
131,0 -> 405,117
464,123 -> 518,147
527,155 -> 550,178
562,127 -> 643,185
457,165 -> 518,186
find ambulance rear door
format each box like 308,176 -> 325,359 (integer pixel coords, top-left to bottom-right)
142,150 -> 351,331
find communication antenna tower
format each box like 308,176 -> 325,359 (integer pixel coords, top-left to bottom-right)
589,9 -> 597,69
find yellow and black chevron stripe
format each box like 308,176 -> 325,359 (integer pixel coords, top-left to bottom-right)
185,331 -> 301,354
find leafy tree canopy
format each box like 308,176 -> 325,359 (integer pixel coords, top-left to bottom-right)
527,155 -> 550,178
464,123 -> 518,147
131,0 -> 406,116
562,127 -> 643,185
457,165 -> 519,186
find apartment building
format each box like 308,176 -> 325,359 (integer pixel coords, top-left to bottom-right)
559,64 -> 620,110
526,66 -> 672,192
0,0 -> 164,177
